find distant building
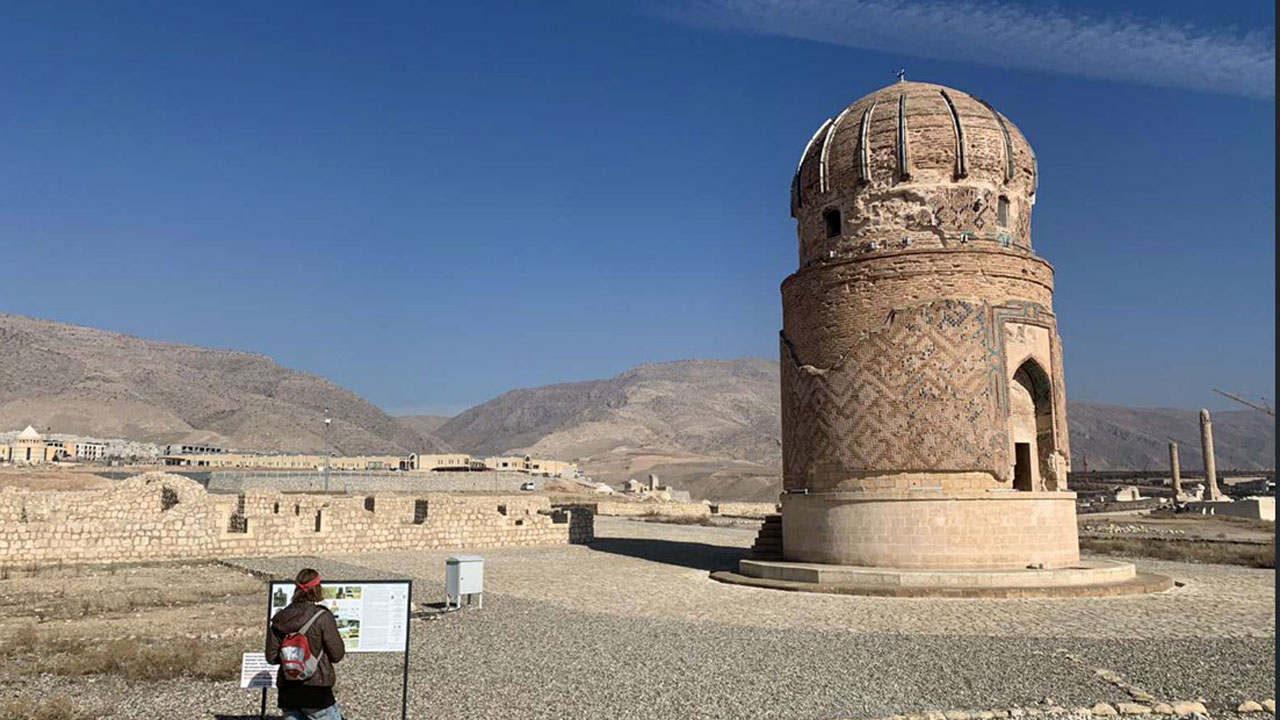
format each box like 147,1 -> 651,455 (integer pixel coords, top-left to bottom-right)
1,428 -> 156,464
482,455 -> 579,477
161,449 -> 580,477
485,456 -> 524,471
1113,486 -> 1142,502
1,426 -> 61,464
163,451 -> 413,471
1186,496 -> 1275,522
619,474 -> 688,502
48,439 -> 107,461
1223,476 -> 1275,496
164,443 -> 223,456
415,454 -> 475,472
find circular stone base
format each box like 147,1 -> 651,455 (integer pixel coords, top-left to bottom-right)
711,558 -> 1173,598
780,489 -> 1081,569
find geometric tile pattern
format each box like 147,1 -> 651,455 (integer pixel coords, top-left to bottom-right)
930,186 -> 993,234
781,299 -> 1007,490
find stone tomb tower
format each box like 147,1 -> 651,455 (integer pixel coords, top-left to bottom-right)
778,80 -> 1078,570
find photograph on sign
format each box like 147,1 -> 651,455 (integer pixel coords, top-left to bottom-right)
268,580 -> 410,653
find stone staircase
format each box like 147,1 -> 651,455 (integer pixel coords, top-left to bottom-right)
750,514 -> 783,560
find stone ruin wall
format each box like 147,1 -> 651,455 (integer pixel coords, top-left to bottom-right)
713,502 -> 781,518
585,501 -> 779,519
207,469 -> 541,494
0,472 -> 593,567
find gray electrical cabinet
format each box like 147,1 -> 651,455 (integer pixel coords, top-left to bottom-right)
445,555 -> 484,609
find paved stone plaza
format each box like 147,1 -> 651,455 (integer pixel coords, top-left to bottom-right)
13,517 -> 1273,719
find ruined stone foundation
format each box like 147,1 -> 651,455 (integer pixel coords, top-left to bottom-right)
0,472 -> 593,567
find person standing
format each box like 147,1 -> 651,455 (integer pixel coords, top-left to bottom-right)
266,568 -> 347,720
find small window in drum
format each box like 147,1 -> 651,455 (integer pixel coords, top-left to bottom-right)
823,208 -> 841,238
997,196 -> 1010,227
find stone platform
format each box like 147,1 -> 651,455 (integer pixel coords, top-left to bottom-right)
711,558 -> 1175,598
781,489 -> 1082,570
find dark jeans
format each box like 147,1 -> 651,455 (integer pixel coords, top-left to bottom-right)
282,704 -> 342,720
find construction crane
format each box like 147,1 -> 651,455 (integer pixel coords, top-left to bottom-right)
1212,389 -> 1276,417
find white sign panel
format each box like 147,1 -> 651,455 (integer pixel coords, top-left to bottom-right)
240,652 -> 277,689
268,580 -> 410,653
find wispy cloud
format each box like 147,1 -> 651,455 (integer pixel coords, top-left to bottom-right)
656,0 -> 1275,99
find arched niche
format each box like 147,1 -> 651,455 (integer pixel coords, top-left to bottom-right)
1009,359 -> 1055,490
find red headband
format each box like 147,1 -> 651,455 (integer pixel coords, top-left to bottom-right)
297,575 -> 322,592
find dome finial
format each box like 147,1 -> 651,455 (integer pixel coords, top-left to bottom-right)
895,68 -> 906,83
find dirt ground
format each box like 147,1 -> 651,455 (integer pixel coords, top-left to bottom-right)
1078,512 -> 1275,568
0,476 -> 1272,717
579,450 -> 782,502
0,520 -> 1273,719
0,562 -> 262,719
0,466 -> 118,491
1079,511 -> 1274,543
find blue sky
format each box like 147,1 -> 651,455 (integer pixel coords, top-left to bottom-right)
0,1 -> 1274,416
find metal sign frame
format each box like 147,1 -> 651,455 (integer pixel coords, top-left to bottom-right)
260,579 -> 413,720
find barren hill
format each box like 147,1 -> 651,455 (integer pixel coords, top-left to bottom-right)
436,359 -> 1275,500
0,312 -> 448,454
1068,402 -> 1274,472
437,359 -> 781,463
396,414 -> 452,438
435,359 -> 784,499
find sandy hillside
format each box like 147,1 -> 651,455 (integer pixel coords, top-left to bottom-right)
0,312 -> 449,454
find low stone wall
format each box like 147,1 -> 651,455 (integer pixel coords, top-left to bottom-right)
207,470 -> 539,494
591,501 -> 712,518
583,501 -> 779,519
0,472 -> 592,567
713,502 -> 780,518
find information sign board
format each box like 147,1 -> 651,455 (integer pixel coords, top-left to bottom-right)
239,652 -> 277,689
268,580 -> 411,653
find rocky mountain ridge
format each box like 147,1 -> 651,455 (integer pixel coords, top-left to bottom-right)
0,312 -> 448,454
433,359 -> 1275,499
1,312 -> 1269,494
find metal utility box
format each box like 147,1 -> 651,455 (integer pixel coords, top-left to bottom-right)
445,555 -> 484,609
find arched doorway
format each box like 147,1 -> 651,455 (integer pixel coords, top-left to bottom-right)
1009,359 -> 1055,491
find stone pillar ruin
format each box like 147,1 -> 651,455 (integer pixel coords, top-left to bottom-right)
1199,409 -> 1220,501
1168,442 -> 1181,497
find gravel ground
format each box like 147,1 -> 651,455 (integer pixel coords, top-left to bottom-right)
5,518 -> 1273,719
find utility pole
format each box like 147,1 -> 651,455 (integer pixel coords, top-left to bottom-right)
323,410 -> 332,493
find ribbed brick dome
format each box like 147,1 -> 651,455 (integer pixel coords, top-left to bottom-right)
790,81 -> 1039,268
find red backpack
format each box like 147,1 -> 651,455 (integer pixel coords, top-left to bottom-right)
278,608 -> 326,681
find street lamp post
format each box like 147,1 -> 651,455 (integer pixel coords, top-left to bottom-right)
323,410 -> 332,493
